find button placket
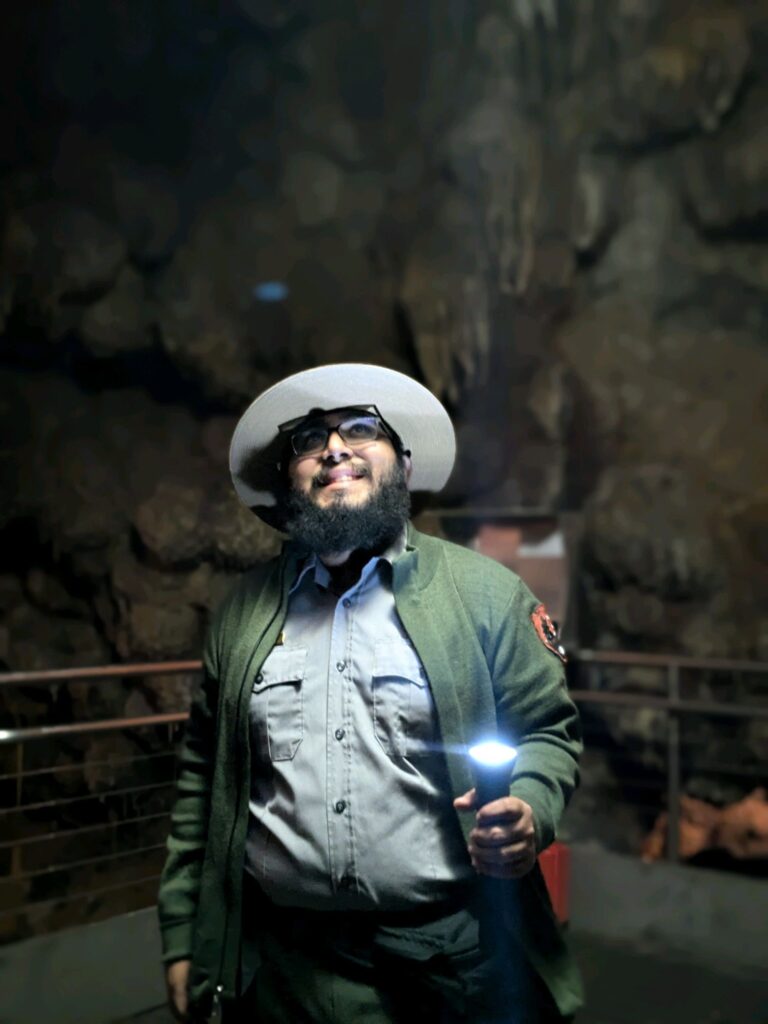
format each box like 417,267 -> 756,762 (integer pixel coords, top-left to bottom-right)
328,590 -> 354,890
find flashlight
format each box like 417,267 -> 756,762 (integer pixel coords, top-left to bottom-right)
468,740 -> 517,808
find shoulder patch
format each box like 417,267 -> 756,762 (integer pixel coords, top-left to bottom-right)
530,604 -> 567,663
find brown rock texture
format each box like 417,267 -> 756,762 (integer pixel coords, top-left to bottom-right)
0,0 -> 764,673
0,1 -> 764,668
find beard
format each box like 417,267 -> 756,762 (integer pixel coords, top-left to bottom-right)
283,459 -> 411,556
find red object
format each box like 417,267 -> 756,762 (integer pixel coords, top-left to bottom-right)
538,841 -> 570,924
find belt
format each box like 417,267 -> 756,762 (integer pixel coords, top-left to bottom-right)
243,870 -> 478,926
242,872 -> 481,963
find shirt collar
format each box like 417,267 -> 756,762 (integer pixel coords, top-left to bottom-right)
290,526 -> 408,595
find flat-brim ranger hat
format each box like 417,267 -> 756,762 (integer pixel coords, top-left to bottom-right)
229,363 -> 456,524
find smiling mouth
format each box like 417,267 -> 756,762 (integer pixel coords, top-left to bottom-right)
313,467 -> 370,489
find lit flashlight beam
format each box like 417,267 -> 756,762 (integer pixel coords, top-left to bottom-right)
468,739 -> 518,807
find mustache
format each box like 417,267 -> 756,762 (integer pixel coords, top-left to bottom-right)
311,463 -> 372,489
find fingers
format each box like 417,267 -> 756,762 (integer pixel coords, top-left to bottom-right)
458,794 -> 538,878
475,796 -> 525,823
473,824 -> 527,848
452,788 -> 477,810
472,838 -> 530,860
468,797 -> 536,879
168,987 -> 188,1024
166,960 -> 191,1023
470,838 -> 536,878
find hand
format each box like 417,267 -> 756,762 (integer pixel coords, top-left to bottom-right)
453,789 -> 537,879
166,959 -> 192,1022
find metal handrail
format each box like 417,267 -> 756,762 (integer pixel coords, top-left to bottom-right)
0,660 -> 202,687
2,689 -> 765,747
573,649 -> 768,672
0,749 -> 176,783
0,650 -> 764,929
0,842 -> 168,888
570,652 -> 767,863
0,811 -> 172,851
568,689 -> 768,718
2,649 -> 766,686
0,712 -> 188,744
2,779 -> 175,817
0,691 -> 764,747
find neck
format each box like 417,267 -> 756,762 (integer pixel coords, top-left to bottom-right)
320,549 -> 353,568
321,549 -> 363,594
319,542 -> 389,593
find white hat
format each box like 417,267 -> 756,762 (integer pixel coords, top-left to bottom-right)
229,363 -> 456,521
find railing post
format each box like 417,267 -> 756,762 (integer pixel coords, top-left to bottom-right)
666,663 -> 681,862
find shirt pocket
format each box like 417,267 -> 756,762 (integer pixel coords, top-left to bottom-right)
250,646 -> 307,761
372,639 -> 436,759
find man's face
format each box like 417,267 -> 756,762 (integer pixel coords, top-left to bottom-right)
286,409 -> 400,509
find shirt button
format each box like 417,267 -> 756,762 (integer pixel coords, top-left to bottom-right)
334,800 -> 347,814
255,672 -> 263,683
342,598 -> 352,608
336,660 -> 346,673
334,728 -> 345,741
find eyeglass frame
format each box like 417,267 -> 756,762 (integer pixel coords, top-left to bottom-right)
277,405 -> 407,459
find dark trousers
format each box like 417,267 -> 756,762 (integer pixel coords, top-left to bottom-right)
225,888 -> 571,1024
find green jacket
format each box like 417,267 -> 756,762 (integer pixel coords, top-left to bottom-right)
158,526 -> 584,1016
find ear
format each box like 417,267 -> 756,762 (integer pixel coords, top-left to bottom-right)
402,451 -> 413,483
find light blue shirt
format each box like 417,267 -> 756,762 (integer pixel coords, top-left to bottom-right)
244,532 -> 474,910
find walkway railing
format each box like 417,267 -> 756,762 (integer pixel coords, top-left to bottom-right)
567,651 -> 768,862
1,651 -> 766,944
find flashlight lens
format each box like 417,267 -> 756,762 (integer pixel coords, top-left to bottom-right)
468,741 -> 517,767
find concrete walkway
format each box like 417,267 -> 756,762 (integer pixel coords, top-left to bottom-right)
573,931 -> 768,1024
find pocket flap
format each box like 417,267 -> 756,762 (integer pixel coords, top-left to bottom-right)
373,640 -> 427,686
253,646 -> 307,690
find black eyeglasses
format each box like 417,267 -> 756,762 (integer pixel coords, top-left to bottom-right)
287,412 -> 394,458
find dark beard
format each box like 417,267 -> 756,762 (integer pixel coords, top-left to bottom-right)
283,460 -> 411,556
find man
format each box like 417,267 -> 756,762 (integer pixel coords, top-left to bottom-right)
158,363 -> 583,1023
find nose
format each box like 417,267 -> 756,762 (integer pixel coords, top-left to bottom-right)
321,427 -> 351,460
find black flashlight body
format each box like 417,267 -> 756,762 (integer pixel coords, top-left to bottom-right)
474,762 -> 513,810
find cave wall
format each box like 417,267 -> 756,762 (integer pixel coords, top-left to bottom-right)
1,0 -> 767,683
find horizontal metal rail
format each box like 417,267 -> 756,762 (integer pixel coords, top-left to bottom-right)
0,712 -> 188,744
0,684 -> 764,748
0,651 -> 764,911
569,689 -> 768,718
0,779 -> 174,817
4,650 -> 765,686
0,661 -> 202,687
0,811 -> 171,850
0,750 -> 176,783
574,649 -> 768,673
0,842 -> 167,887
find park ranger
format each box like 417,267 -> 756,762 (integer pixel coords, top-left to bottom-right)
158,363 -> 583,1023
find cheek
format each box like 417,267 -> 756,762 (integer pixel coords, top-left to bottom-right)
288,463 -> 313,493
373,452 -> 398,481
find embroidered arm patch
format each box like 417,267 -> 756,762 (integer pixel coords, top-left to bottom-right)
531,604 -> 567,663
